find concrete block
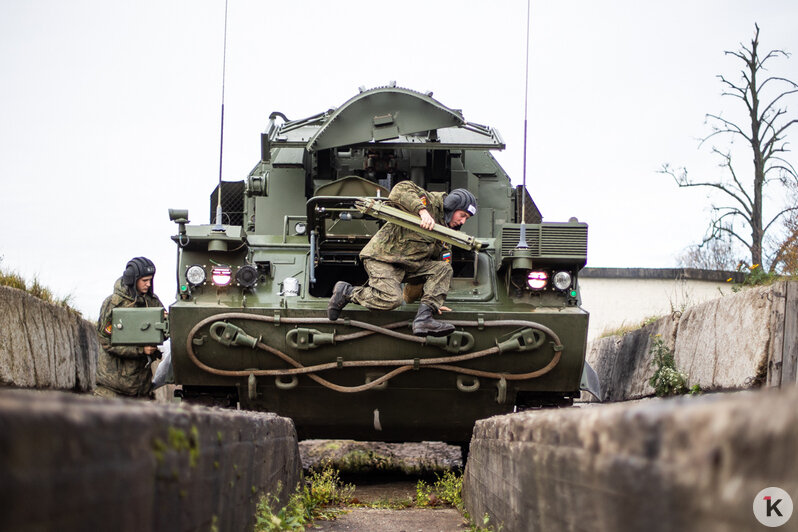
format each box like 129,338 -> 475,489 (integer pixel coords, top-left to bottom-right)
0,286 -> 98,391
0,389 -> 302,532
584,314 -> 678,402
783,282 -> 798,384
464,388 -> 798,532
674,284 -> 773,390
766,281 -> 798,387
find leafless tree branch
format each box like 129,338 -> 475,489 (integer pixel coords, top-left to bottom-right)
660,163 -> 753,216
764,206 -> 798,234
702,114 -> 751,143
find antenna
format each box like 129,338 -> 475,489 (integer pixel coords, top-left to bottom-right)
213,0 -> 230,232
516,0 -> 531,249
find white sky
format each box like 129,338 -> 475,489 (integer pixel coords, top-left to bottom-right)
1,0 -> 797,320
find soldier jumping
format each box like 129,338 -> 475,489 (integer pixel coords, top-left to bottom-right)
327,181 -> 477,337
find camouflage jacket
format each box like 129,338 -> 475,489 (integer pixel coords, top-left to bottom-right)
96,277 -> 164,396
360,180 -> 448,267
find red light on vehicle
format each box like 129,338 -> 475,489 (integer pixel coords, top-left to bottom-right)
211,267 -> 232,286
527,271 -> 548,290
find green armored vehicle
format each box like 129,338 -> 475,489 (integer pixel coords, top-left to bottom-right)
116,85 -> 599,444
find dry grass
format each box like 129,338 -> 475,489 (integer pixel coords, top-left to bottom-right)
0,258 -> 79,314
598,315 -> 664,339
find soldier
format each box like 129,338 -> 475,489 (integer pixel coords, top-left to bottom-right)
94,257 -> 165,399
328,181 -> 477,336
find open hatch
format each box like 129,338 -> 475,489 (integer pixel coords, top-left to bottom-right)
306,176 -> 387,297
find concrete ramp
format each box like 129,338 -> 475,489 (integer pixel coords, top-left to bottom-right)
464,388 -> 798,531
0,389 -> 302,532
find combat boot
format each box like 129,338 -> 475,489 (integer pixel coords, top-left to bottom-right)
327,281 -> 353,321
412,303 -> 455,337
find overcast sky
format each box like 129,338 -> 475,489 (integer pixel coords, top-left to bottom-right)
1,0 -> 797,319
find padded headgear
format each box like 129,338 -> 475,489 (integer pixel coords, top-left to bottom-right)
122,257 -> 156,288
443,189 -> 478,225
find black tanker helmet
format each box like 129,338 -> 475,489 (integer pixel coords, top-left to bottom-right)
443,188 -> 478,226
122,256 -> 156,295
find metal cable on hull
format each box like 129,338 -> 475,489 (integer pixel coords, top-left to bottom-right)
185,313 -> 563,393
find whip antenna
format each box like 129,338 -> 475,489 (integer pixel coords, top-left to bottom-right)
213,0 -> 229,232
517,0 -> 531,249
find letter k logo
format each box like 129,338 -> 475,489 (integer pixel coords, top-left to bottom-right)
765,496 -> 784,517
754,487 -> 793,526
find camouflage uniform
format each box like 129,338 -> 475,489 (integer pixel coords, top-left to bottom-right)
95,277 -> 164,398
352,180 -> 452,311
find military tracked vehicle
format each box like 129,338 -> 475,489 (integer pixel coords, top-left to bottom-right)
113,85 -> 599,444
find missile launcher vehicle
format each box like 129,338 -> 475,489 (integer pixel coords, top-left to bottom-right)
113,85 -> 599,445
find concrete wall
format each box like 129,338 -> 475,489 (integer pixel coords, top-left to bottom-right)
0,389 -> 302,532
580,268 -> 744,341
464,387 -> 798,532
0,286 -> 98,391
585,281 -> 798,402
586,313 -> 680,402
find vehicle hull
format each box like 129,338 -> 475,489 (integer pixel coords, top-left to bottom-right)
170,304 -> 588,442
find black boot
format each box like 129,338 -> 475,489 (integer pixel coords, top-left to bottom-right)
412,303 -> 455,337
327,281 -> 353,321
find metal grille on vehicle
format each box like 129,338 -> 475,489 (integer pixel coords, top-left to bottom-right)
499,224 -> 587,259
209,180 -> 246,226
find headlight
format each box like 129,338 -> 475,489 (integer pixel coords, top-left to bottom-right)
185,265 -> 206,286
211,267 -> 232,286
236,265 -> 258,288
552,271 -> 572,291
294,221 -> 307,235
526,271 -> 548,290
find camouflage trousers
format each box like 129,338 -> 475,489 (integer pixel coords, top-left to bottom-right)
351,258 -> 452,312
93,384 -> 153,400
96,348 -> 154,398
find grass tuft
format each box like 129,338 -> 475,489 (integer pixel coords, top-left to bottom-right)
416,470 -> 463,509
415,471 -> 501,531
254,465 -> 354,531
648,335 -> 693,397
0,257 -> 79,314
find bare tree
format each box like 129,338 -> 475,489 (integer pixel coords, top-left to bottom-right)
661,24 -> 798,271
